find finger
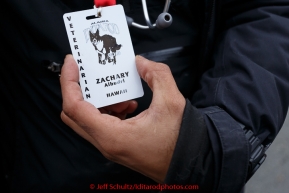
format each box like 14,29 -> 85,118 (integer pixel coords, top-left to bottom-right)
101,100 -> 138,120
60,55 -> 83,103
136,56 -> 179,96
104,100 -> 138,114
61,110 -> 126,162
60,56 -> 131,154
59,55 -> 132,160
60,55 -> 105,132
60,111 -> 99,148
135,56 -> 184,109
110,112 -> 127,120
98,108 -> 127,120
60,54 -> 97,123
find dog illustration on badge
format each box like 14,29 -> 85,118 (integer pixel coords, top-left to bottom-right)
89,29 -> 122,65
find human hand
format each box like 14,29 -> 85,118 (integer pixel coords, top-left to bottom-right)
60,55 -> 186,183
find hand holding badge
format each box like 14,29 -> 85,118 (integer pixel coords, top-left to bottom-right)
61,1 -> 186,184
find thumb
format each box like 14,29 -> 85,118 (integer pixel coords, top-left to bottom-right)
136,55 -> 181,105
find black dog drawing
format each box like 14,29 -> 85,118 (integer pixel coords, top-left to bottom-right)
89,29 -> 122,65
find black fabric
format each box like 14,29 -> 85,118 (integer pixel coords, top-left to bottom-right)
193,0 -> 289,145
190,0 -> 289,192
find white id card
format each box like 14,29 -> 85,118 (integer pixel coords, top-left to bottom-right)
63,5 -> 144,108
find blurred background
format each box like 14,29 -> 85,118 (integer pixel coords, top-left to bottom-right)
246,112 -> 289,193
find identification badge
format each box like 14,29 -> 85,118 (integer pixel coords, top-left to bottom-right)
63,5 -> 144,108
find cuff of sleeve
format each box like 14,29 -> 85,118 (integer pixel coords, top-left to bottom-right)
164,99 -> 214,192
164,102 -> 249,193
200,106 -> 249,193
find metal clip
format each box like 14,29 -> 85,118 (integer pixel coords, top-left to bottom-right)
42,60 -> 62,73
93,5 -> 102,18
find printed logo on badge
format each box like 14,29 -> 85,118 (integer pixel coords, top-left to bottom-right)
63,5 -> 144,108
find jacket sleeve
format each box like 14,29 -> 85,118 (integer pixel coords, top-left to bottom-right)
165,1 -> 289,193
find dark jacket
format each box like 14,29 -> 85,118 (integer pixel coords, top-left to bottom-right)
1,0 -> 289,193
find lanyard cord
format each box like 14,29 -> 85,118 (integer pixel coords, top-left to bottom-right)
94,0 -> 116,7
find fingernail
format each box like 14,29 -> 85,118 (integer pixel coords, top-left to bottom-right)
65,54 -> 73,61
136,55 -> 144,60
